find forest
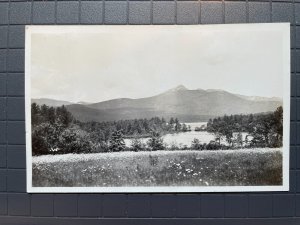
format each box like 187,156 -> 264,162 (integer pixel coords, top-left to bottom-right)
31,103 -> 189,155
206,106 -> 283,148
31,103 -> 283,155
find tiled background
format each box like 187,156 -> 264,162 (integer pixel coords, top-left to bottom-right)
0,0 -> 299,224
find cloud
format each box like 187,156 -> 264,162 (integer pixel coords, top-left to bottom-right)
30,25 -> 285,102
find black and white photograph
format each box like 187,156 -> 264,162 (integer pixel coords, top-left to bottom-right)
25,24 -> 290,192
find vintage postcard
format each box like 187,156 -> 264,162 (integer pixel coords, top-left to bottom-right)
25,24 -> 290,192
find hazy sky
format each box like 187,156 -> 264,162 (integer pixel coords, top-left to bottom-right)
30,25 -> 288,103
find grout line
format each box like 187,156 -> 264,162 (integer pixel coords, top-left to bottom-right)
126,0 -> 129,24
0,23 -> 298,27
4,95 -> 25,98
0,0 -> 288,1
175,0 -> 177,24
0,71 -> 25,74
79,0 -> 82,24
199,193 -> 202,217
76,194 -> 79,217
246,0 -> 249,23
5,0 -> 11,196
223,194 -> 225,218
150,193 -> 153,218
5,143 -> 30,146
270,0 -> 273,22
0,119 -> 26,122
29,192 -> 31,217
54,0 -> 57,25
245,194 -> 249,218
150,0 -> 153,24
103,0 -> 106,25
198,0 -> 201,24
97,193 -> 103,218
125,193 -> 128,217
53,194 -> 56,217
30,0 -> 33,25
222,0 -> 225,24
2,214 -> 300,220
271,193 -> 274,217
174,193 -> 177,218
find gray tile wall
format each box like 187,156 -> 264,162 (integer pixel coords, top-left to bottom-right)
0,0 -> 299,224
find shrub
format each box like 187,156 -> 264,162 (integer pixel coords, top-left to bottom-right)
109,130 -> 126,152
130,138 -> 144,152
32,123 -> 63,155
147,132 -> 165,151
58,126 -> 93,154
191,138 -> 202,150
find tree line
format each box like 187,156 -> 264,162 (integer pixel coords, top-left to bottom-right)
77,116 -> 190,142
206,106 -> 283,148
31,103 -> 283,156
31,103 -> 189,155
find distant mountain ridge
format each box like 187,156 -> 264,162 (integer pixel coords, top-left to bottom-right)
32,86 -> 282,122
31,98 -> 73,107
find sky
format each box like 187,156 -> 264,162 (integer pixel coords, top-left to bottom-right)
29,25 -> 288,103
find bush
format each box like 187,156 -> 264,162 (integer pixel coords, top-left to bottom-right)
168,142 -> 180,150
91,142 -> 109,153
130,138 -> 144,152
191,138 -> 202,150
109,130 -> 126,152
32,123 -> 63,155
58,126 -> 93,154
147,132 -> 165,151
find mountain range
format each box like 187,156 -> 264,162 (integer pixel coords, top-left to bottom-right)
32,85 -> 282,122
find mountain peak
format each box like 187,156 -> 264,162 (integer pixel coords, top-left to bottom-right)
168,85 -> 188,92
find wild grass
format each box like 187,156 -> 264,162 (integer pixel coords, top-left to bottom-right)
32,148 -> 282,187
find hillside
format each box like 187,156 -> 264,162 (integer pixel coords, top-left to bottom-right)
32,86 -> 282,122
32,98 -> 73,107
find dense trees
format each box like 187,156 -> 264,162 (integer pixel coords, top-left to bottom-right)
206,106 -> 283,148
31,104 -> 92,155
249,107 -> 283,148
31,104 -> 186,155
32,103 -> 73,127
76,116 -> 188,144
31,103 -> 283,155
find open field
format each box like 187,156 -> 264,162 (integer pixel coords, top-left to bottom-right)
32,148 -> 282,187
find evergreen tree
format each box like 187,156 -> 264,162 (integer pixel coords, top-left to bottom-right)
273,106 -> 283,146
147,132 -> 164,151
31,103 -> 41,126
234,132 -> 243,147
174,118 -> 181,131
56,105 -> 73,127
40,104 -> 49,116
169,117 -> 175,127
109,130 -> 126,152
47,107 -> 56,124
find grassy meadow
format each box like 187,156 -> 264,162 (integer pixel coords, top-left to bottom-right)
32,148 -> 282,187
